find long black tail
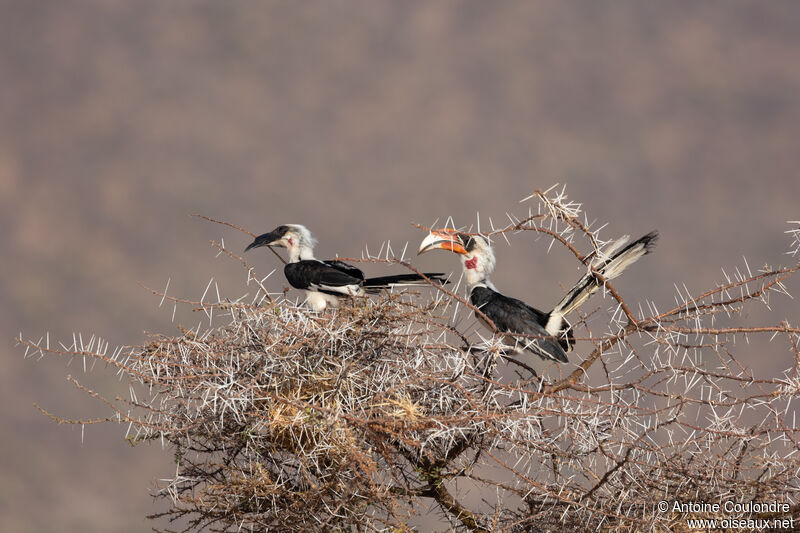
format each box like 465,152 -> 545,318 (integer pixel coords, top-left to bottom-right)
363,273 -> 448,293
545,231 -> 658,335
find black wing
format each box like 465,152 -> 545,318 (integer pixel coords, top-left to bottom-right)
470,286 -> 568,363
323,260 -> 365,281
284,260 -> 364,295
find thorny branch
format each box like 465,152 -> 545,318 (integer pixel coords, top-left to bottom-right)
22,188 -> 800,532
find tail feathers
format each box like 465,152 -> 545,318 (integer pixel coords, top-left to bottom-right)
597,231 -> 658,281
518,336 -> 569,363
589,235 -> 630,266
551,231 -> 658,319
363,272 -> 448,293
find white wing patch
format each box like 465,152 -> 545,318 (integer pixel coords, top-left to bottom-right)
315,283 -> 364,296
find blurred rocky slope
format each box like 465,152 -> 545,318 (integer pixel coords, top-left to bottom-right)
1,2 -> 799,531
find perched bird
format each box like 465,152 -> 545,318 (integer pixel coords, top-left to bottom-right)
418,229 -> 658,362
246,224 -> 447,311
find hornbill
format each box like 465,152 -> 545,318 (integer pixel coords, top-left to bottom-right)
418,229 -> 658,362
245,224 -> 447,311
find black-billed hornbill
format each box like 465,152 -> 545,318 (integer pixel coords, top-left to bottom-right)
245,224 -> 447,311
418,229 -> 658,362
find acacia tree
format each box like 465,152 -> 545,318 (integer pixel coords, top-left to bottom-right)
22,188 -> 800,532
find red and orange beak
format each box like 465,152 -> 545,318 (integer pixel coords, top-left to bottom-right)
418,229 -> 468,255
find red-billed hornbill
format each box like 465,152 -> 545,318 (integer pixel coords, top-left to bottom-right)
418,229 -> 658,362
245,224 -> 447,311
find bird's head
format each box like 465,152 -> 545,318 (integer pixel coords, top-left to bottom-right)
418,229 -> 495,285
245,224 -> 316,261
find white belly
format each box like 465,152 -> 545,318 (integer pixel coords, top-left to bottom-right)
303,290 -> 341,311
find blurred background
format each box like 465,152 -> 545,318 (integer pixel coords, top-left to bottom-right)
2,2 -> 799,531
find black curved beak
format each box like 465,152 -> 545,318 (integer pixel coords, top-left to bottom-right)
245,231 -> 283,252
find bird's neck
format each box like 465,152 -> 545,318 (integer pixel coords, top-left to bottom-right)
289,244 -> 315,263
463,261 -> 488,287
469,277 -> 496,291
464,268 -> 496,291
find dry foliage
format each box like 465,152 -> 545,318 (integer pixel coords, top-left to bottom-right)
21,189 -> 800,532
